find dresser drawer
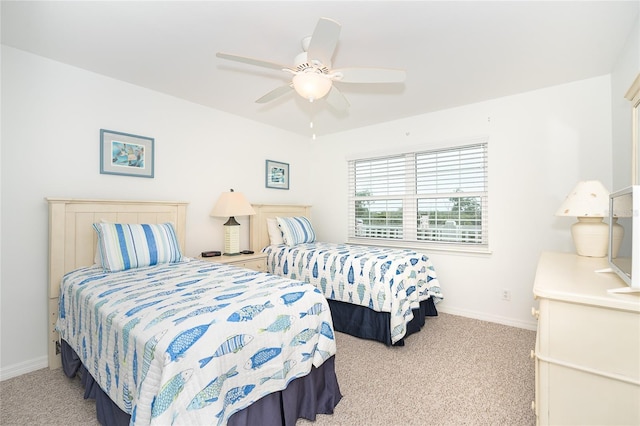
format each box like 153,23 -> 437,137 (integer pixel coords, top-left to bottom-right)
539,298 -> 640,380
233,258 -> 267,272
540,359 -> 640,425
199,253 -> 268,272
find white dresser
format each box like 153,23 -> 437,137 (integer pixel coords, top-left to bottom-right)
532,252 -> 640,425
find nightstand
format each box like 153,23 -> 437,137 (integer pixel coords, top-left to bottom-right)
199,252 -> 268,273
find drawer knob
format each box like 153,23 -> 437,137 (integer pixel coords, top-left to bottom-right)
531,307 -> 540,319
531,401 -> 535,411
530,349 -> 536,359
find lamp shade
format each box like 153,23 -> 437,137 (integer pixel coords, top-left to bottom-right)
556,180 -> 610,258
210,189 -> 256,218
555,180 -> 610,217
292,72 -> 332,101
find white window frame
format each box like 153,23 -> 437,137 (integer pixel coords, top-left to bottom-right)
347,137 -> 489,254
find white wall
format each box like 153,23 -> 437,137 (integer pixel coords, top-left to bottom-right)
0,46 -> 311,378
308,76 -> 613,330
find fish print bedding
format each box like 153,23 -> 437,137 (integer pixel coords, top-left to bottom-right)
263,242 -> 443,344
56,258 -> 337,426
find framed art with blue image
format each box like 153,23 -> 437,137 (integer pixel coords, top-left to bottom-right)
265,159 -> 289,190
100,129 -> 154,178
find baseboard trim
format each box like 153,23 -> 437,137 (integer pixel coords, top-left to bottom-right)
437,305 -> 538,331
0,356 -> 48,381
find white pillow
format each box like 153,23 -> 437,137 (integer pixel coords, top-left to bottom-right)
266,218 -> 284,245
276,216 -> 316,247
94,222 -> 182,272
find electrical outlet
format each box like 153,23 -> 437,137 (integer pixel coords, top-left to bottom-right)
501,289 -> 511,301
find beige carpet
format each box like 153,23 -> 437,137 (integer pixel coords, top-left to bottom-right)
0,313 -> 536,425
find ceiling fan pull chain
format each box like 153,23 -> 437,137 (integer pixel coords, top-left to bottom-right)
309,98 -> 317,140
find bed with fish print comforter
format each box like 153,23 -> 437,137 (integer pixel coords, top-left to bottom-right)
56,258 -> 338,426
263,242 -> 443,345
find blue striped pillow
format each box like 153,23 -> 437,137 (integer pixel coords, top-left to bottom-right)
94,222 -> 183,272
276,216 -> 316,246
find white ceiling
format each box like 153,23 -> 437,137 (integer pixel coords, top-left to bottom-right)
2,1 -> 638,138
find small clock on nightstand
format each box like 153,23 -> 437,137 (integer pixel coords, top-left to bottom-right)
199,252 -> 268,273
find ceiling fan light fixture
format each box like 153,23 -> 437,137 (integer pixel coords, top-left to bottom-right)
218,17 -> 405,111
292,71 -> 332,101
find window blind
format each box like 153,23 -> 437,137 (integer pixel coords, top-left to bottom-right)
348,141 -> 488,250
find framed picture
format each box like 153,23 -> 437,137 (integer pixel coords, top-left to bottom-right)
265,159 -> 289,190
100,129 -> 154,178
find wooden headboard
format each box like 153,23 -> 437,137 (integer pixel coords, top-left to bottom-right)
249,204 -> 311,251
46,198 -> 188,369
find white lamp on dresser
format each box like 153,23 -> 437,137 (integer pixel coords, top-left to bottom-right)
556,180 -> 610,257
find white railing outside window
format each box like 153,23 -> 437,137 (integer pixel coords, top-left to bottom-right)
348,139 -> 489,252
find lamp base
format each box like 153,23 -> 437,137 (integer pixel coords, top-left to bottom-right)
571,217 -> 608,257
223,220 -> 241,255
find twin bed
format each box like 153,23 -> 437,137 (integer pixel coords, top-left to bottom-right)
47,199 -> 341,426
249,204 -> 443,346
48,199 -> 442,425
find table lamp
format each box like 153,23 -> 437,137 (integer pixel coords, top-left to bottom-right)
556,180 -> 610,257
210,189 -> 256,255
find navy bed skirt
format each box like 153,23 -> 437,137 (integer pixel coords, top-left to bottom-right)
60,340 -> 342,426
327,297 -> 438,346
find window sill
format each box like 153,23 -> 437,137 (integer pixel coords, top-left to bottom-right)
346,238 -> 492,256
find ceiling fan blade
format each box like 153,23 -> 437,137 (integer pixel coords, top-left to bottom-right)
306,18 -> 341,66
255,84 -> 293,104
216,52 -> 290,71
325,86 -> 350,111
333,67 -> 406,83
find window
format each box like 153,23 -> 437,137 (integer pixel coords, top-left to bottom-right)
348,140 -> 488,251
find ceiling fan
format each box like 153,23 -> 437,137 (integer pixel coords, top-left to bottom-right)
216,17 -> 406,111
